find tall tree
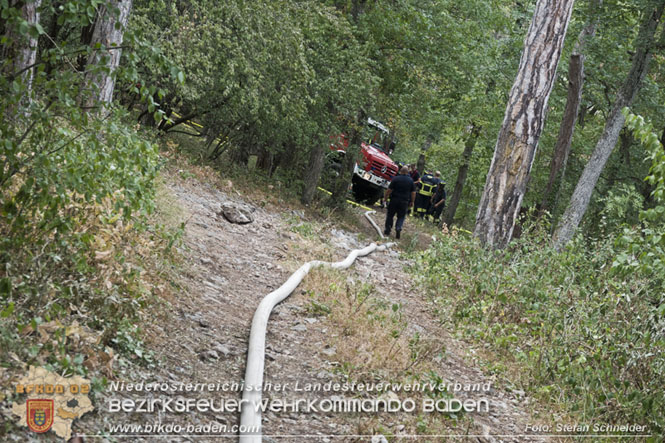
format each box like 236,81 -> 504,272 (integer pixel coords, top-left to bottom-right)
82,0 -> 133,111
474,0 -> 576,248
416,138 -> 432,175
443,124 -> 481,227
302,142 -> 328,205
541,0 -> 601,215
553,0 -> 665,249
298,6 -> 374,205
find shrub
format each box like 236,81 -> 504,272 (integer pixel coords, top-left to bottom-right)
412,225 -> 665,436
0,104 -> 161,376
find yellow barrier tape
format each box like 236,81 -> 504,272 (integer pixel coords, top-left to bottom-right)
171,111 -> 204,129
316,187 -> 374,211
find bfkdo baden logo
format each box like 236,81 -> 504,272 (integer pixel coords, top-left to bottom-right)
12,366 -> 94,440
26,399 -> 54,433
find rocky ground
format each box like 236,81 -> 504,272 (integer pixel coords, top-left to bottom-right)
4,170 -> 550,442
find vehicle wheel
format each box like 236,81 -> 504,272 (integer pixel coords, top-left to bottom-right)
352,187 -> 370,203
365,191 -> 381,206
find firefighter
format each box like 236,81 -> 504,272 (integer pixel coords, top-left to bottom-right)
414,171 -> 438,218
428,171 -> 446,222
384,166 -> 416,239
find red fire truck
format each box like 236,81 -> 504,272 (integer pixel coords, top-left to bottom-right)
329,118 -> 399,205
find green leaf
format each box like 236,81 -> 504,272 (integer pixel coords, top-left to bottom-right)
18,20 -> 28,36
1,302 -> 15,318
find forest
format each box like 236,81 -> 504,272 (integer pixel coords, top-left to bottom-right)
1,0 -> 665,441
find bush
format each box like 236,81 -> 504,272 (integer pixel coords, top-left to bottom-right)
412,225 -> 665,436
0,105 -> 161,376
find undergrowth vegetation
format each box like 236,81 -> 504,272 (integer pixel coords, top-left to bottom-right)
301,268 -> 471,438
413,224 -> 665,437
0,0 -> 187,397
0,108 -> 183,391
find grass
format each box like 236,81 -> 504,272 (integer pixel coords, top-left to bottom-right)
299,268 -> 474,438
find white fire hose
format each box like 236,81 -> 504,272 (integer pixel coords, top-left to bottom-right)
364,210 -> 385,239
239,210 -> 391,441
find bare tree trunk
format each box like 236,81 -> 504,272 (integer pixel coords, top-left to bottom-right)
473,0 -> 575,248
256,147 -> 274,173
553,0 -> 665,249
541,1 -> 600,215
443,124 -> 480,227
16,0 -> 41,101
3,0 -> 42,119
82,0 -> 133,111
416,138 -> 432,174
541,55 -> 584,211
301,145 -> 326,205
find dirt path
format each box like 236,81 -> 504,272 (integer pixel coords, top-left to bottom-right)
87,173 -> 543,442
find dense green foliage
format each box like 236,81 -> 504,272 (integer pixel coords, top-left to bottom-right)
130,0 -> 376,182
616,109 -> 665,290
128,0 -> 665,236
0,0 -> 167,376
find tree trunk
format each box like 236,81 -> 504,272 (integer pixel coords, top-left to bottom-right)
473,0 -> 575,248
256,147 -> 274,173
328,129 -> 360,209
541,54 -> 584,212
3,0 -> 42,118
329,112 -> 365,209
82,0 -> 133,111
16,0 -> 41,101
230,144 -> 250,166
301,145 -> 326,205
541,0 -> 600,215
416,138 -> 432,174
553,0 -> 665,249
443,124 -> 481,227
276,140 -> 297,174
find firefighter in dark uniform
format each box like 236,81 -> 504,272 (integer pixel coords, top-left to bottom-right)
414,171 -> 439,218
384,166 -> 416,239
428,171 -> 446,222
